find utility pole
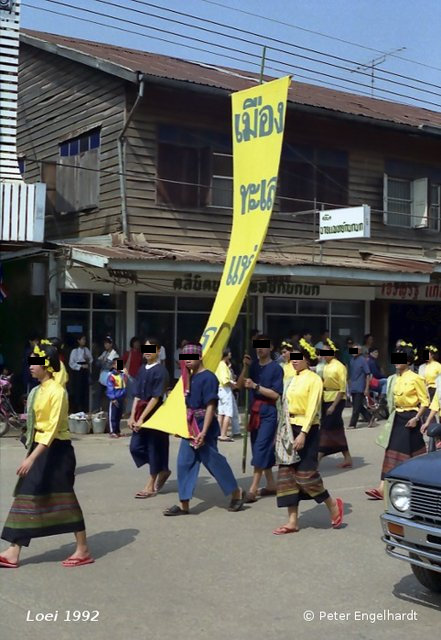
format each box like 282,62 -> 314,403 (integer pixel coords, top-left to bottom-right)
351,47 -> 406,96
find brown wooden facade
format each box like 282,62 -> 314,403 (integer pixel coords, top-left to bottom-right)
17,41 -> 441,265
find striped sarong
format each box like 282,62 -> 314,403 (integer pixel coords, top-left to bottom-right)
1,439 -> 85,546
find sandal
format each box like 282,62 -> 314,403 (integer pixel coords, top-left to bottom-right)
331,497 -> 344,529
163,505 -> 189,516
228,489 -> 245,512
244,491 -> 258,503
155,471 -> 171,492
134,491 -> 157,499
0,555 -> 19,568
218,436 -> 234,442
62,555 -> 95,567
337,462 -> 353,468
272,525 -> 299,535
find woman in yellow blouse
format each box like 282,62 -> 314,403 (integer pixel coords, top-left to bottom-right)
279,340 -> 295,384
318,338 -> 352,468
421,344 -> 441,427
273,339 -> 344,535
366,343 -> 428,500
0,341 -> 93,569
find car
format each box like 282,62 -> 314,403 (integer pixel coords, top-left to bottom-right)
380,439 -> 441,593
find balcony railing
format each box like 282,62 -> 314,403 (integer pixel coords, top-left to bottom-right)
0,182 -> 46,242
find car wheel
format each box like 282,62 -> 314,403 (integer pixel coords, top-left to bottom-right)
410,555 -> 441,592
0,421 -> 10,437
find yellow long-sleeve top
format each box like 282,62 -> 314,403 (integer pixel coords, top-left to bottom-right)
429,392 -> 440,413
215,360 -> 232,387
394,369 -> 429,412
285,368 -> 323,434
322,358 -> 347,403
282,361 -> 294,382
33,378 -> 70,446
424,360 -> 441,388
53,361 -> 69,388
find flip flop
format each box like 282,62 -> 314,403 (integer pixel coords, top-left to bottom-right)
155,471 -> 171,493
228,489 -> 245,512
163,505 -> 189,516
0,555 -> 19,568
134,491 -> 157,499
218,436 -> 234,442
365,488 -> 383,500
244,492 -> 258,503
337,462 -> 353,468
62,555 -> 95,567
258,488 -> 277,497
331,497 -> 344,528
272,525 -> 299,535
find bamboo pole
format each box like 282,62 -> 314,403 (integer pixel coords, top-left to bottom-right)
242,45 -> 267,474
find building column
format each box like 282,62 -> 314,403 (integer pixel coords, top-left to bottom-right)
47,253 -> 60,337
126,289 -> 136,344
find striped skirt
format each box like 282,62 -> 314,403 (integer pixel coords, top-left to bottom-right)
1,439 -> 85,547
277,424 -> 330,508
381,410 -> 427,480
319,399 -> 348,456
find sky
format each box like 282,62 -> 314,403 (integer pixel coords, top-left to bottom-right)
20,0 -> 441,112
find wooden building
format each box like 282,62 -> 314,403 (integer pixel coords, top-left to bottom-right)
2,28 -> 441,376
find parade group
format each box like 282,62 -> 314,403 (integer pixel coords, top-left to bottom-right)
1,328 -> 440,569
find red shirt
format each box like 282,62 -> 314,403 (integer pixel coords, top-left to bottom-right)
123,349 -> 143,378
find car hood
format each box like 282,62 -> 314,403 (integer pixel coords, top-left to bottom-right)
386,451 -> 441,488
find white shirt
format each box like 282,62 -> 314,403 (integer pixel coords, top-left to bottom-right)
159,346 -> 166,364
98,348 -> 119,371
69,347 -> 92,371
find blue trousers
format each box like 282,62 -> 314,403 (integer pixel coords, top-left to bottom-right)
177,431 -> 238,501
109,398 -> 124,434
130,429 -> 170,475
250,409 -> 277,469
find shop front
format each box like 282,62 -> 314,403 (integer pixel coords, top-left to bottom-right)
58,263 -> 373,380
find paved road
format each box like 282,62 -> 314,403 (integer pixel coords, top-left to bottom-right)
1,414 -> 440,640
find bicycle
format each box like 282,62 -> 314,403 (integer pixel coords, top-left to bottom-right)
0,375 -> 27,437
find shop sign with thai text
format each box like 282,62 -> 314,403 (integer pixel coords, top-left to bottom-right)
377,283 -> 441,301
318,205 -> 371,241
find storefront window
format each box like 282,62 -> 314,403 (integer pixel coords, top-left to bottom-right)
178,296 -> 215,311
138,295 -> 175,311
298,300 -> 329,315
60,291 -> 90,308
93,293 -> 123,309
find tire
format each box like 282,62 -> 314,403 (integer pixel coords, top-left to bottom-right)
410,556 -> 441,592
0,420 -> 10,437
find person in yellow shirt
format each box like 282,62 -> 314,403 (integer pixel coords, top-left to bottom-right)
318,338 -> 352,469
0,341 -> 93,569
421,344 -> 441,427
215,348 -> 237,442
366,343 -> 428,500
279,340 -> 295,385
273,339 -> 344,535
421,380 -> 441,451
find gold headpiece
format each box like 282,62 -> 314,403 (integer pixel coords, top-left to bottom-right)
399,341 -> 417,356
326,337 -> 338,352
299,338 -> 317,360
425,345 -> 438,353
33,344 -> 54,373
281,340 -> 293,350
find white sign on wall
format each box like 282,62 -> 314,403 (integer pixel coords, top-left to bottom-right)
318,205 -> 371,241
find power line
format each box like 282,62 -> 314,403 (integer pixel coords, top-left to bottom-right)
198,0 -> 441,74
23,1 -> 441,109
127,0 -> 441,94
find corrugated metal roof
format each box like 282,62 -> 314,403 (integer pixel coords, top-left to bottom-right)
21,29 -> 441,131
60,242 -> 436,275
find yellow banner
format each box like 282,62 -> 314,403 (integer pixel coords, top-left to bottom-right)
144,76 -> 291,437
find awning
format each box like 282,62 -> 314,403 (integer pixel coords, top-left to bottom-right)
56,240 -> 438,285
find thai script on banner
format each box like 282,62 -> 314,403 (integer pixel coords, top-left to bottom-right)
145,76 -> 291,438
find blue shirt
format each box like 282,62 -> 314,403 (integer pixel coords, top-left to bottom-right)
186,369 -> 219,432
249,360 -> 283,405
368,357 -> 383,380
134,363 -> 168,400
349,356 -> 371,393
